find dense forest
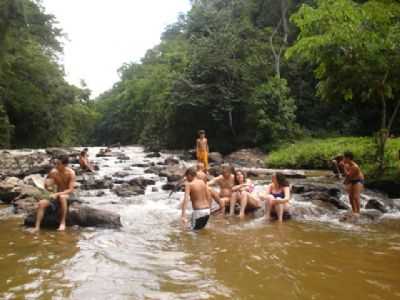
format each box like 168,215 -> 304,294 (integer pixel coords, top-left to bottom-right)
0,0 -> 98,148
1,0 -> 399,159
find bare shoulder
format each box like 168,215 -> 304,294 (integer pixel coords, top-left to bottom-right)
47,168 -> 58,178
66,167 -> 76,177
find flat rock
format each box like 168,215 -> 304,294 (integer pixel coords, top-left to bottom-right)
365,199 -> 388,213
112,184 -> 145,197
225,148 -> 265,168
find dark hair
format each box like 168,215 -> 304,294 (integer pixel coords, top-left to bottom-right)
198,130 -> 205,135
221,164 -> 234,175
84,148 -> 88,152
58,155 -> 69,166
344,151 -> 354,160
234,170 -> 246,185
185,167 -> 197,177
80,151 -> 85,156
275,173 -> 289,187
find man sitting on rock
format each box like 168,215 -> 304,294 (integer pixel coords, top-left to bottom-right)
33,155 -> 76,232
208,164 -> 235,213
79,148 -> 94,172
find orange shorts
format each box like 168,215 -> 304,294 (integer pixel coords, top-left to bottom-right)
196,150 -> 209,169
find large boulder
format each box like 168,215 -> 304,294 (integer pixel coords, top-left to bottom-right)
145,152 -> 161,158
24,204 -> 122,229
159,165 -> 185,180
208,152 -> 224,164
0,177 -> 23,203
164,156 -> 180,165
225,148 -> 265,168
112,184 -> 145,197
0,151 -> 52,178
365,199 -> 388,213
78,175 -> 113,190
46,148 -> 79,158
128,177 -> 156,188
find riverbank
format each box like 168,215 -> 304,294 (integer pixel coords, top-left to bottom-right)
267,137 -> 400,197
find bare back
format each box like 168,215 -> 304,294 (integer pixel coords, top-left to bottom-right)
189,179 -> 210,210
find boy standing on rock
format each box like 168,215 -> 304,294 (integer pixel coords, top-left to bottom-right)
181,167 -> 211,230
196,130 -> 209,171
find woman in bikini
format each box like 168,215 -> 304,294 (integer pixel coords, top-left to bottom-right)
230,170 -> 262,218
262,173 -> 291,223
341,151 -> 364,214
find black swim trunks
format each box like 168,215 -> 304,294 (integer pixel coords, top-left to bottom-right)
191,208 -> 211,230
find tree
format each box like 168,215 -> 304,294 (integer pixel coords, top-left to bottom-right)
287,0 -> 400,172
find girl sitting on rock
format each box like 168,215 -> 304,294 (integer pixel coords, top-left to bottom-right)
261,173 -> 291,223
230,170 -> 262,218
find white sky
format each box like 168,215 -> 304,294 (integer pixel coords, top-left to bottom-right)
42,0 -> 191,97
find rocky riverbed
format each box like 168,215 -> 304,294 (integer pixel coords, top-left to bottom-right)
1,146 -> 399,228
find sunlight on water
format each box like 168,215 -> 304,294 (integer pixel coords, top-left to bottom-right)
0,146 -> 399,300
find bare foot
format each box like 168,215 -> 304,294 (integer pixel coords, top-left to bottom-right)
57,224 -> 66,231
239,213 -> 245,219
30,228 -> 40,234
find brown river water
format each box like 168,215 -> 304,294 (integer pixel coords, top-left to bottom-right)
0,147 -> 399,300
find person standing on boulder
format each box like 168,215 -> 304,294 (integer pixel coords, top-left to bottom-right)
341,151 -> 364,215
33,155 -> 76,232
196,130 -> 209,171
181,167 -> 211,230
79,149 -> 95,172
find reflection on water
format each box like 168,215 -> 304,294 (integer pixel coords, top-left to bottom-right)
0,146 -> 399,300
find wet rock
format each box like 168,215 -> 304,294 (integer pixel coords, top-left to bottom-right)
300,191 -> 349,210
24,205 -> 122,229
79,175 -> 113,190
162,182 -> 180,191
339,210 -> 383,224
159,166 -> 185,180
113,171 -> 130,178
240,168 -> 306,179
117,155 -> 130,161
164,157 -> 180,165
0,177 -> 23,203
128,177 -> 156,188
365,180 -> 400,198
144,166 -> 163,175
46,147 -> 79,158
292,184 -> 341,198
365,199 -> 388,213
132,163 -> 151,168
208,152 -> 224,164
112,184 -> 145,197
145,152 -> 161,158
152,187 -> 159,192
225,148 -> 265,168
0,151 -> 52,178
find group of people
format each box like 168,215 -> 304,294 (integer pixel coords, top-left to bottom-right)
31,130 -> 364,233
182,130 -> 365,231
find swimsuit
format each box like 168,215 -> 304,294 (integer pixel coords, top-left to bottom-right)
196,150 -> 209,170
191,208 -> 210,230
271,191 -> 285,199
350,179 -> 364,185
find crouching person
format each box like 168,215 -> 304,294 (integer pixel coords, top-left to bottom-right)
33,155 -> 76,232
181,167 -> 211,231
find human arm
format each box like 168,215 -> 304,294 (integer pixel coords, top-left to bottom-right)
275,186 -> 291,204
52,172 -> 76,198
206,138 -> 209,153
181,182 -> 191,223
207,175 -> 221,187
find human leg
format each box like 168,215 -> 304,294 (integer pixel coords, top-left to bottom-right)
33,199 -> 50,232
57,195 -> 68,231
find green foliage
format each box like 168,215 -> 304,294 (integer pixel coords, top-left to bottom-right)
267,137 -> 400,176
0,0 -> 94,148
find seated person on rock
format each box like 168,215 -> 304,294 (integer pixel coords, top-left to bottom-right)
207,164 -> 235,213
260,173 -> 291,223
79,149 -> 94,172
230,170 -> 262,218
181,167 -> 211,230
33,155 -> 76,232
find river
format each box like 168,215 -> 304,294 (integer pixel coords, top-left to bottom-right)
0,146 -> 399,300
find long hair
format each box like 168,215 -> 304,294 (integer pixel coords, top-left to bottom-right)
234,170 -> 246,185
275,172 -> 289,188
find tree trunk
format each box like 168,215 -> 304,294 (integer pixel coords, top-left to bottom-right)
377,90 -> 388,173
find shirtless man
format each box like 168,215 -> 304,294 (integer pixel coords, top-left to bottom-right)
181,167 -> 211,230
196,130 -> 209,171
33,156 -> 76,232
341,151 -> 364,214
196,162 -> 208,183
79,149 -> 94,172
208,164 -> 235,213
